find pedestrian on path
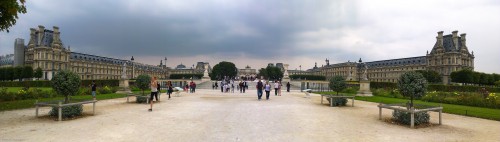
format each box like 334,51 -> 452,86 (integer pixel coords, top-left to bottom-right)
156,81 -> 161,101
90,81 -> 97,100
256,79 -> 264,100
278,81 -> 282,96
167,81 -> 173,99
286,82 -> 291,92
265,81 -> 271,100
149,77 -> 158,112
274,80 -> 279,96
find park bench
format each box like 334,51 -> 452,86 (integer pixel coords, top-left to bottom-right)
35,100 -> 98,121
320,94 -> 355,107
302,89 -> 312,98
378,103 -> 442,128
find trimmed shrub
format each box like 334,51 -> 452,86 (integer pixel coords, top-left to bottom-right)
290,75 -> 326,81
136,95 -> 148,103
49,104 -> 83,119
51,70 -> 81,103
97,86 -> 113,94
341,86 -> 359,94
392,110 -> 430,125
0,87 -> 16,101
327,97 -> 348,106
169,74 -> 203,79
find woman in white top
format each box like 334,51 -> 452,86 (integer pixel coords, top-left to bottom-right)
149,77 -> 158,112
265,81 -> 271,100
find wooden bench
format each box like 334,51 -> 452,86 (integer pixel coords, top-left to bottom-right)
320,94 -> 355,107
35,100 -> 98,121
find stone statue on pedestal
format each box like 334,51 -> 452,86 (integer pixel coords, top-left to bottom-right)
121,62 -> 127,79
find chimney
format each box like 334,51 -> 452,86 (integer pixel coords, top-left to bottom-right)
37,25 -> 45,46
437,31 -> 444,47
452,31 -> 459,50
29,28 -> 36,45
460,33 -> 467,48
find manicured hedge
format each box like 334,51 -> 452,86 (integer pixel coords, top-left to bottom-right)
0,80 -> 119,87
290,75 -> 326,81
169,74 -> 203,79
370,82 -> 500,93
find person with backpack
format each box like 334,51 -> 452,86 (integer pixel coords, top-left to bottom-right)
256,79 -> 264,100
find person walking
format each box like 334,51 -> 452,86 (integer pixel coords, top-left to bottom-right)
90,81 -> 97,100
256,79 -> 264,100
239,81 -> 243,93
265,81 -> 271,100
149,77 -> 158,112
274,80 -> 279,96
278,81 -> 282,96
220,81 -> 224,93
243,81 -> 246,93
215,82 -> 218,89
286,82 -> 291,92
231,83 -> 235,93
192,82 -> 197,93
156,81 -> 161,101
167,81 -> 173,99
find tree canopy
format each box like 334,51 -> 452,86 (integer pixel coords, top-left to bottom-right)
415,70 -> 441,83
329,75 -> 347,95
398,71 -> 427,108
51,70 -> 81,103
0,0 -> 27,32
257,66 -> 283,81
135,74 -> 151,95
209,61 -> 237,80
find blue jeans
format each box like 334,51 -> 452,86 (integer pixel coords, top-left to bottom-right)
92,91 -> 96,97
257,90 -> 263,100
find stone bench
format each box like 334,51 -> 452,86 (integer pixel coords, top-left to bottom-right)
302,89 -> 312,98
35,100 -> 98,121
320,94 -> 355,107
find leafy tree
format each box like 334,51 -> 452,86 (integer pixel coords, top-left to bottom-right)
51,70 -> 81,103
135,74 -> 151,95
329,75 -> 347,96
398,71 -> 427,108
4,67 -> 14,81
257,66 -> 283,81
0,0 -> 27,32
415,70 -> 441,83
22,66 -> 33,79
495,80 -> 500,87
209,61 -> 237,80
450,69 -> 474,84
0,68 -> 4,81
34,67 -> 43,80
13,66 -> 23,81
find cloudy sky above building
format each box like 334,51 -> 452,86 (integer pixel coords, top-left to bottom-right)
1,0 -> 499,73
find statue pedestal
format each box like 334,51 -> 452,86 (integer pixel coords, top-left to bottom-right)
356,80 -> 372,96
282,77 -> 290,82
117,79 -> 132,94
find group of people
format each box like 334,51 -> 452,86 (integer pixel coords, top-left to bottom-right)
184,81 -> 197,93
214,80 -> 249,93
255,80 -> 291,100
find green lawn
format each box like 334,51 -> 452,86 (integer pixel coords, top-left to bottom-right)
5,87 -> 53,92
132,90 -> 167,95
0,93 -> 126,111
354,96 -> 500,121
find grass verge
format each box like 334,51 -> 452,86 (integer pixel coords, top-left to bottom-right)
0,93 -> 126,111
354,96 -> 500,121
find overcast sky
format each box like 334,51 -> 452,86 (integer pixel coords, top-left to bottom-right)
1,0 -> 499,73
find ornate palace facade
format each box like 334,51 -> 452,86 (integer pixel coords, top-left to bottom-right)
15,25 -> 168,80
304,31 -> 474,84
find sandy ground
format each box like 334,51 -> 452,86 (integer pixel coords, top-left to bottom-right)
0,89 -> 499,142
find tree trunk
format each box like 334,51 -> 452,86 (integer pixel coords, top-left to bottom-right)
65,96 -> 69,104
410,96 -> 414,109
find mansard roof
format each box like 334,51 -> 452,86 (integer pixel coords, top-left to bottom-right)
366,56 -> 426,68
441,35 -> 463,52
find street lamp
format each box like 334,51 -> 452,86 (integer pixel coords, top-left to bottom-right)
131,56 -> 135,79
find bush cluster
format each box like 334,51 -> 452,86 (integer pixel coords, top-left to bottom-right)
81,80 -> 119,87
49,104 -> 83,119
0,87 -> 56,102
392,110 -> 430,125
136,95 -> 149,103
371,82 -> 500,93
0,81 -> 52,87
372,88 -> 405,99
290,75 -> 326,81
422,91 -> 500,108
341,87 -> 359,94
326,97 -> 348,106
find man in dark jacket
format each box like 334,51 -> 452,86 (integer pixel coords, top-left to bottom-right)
286,82 -> 291,92
256,80 -> 264,100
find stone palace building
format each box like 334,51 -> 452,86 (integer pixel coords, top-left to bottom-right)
303,31 -> 474,84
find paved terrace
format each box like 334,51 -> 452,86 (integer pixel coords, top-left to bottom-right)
0,89 -> 499,142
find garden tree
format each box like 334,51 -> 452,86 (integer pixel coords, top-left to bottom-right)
397,71 -> 427,108
22,66 -> 33,79
34,67 -> 43,80
257,66 -> 283,81
415,70 -> 441,83
13,66 -> 23,81
328,75 -> 347,96
0,0 -> 27,32
496,80 -> 500,87
450,69 -> 474,84
0,68 -> 4,80
209,61 -> 237,80
5,67 -> 14,81
135,74 -> 151,95
51,70 -> 81,103
493,73 -> 500,83
472,72 -> 481,85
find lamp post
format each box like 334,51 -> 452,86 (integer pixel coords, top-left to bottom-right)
131,56 -> 135,79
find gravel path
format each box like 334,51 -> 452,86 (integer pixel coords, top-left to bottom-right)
1,89 -> 499,142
